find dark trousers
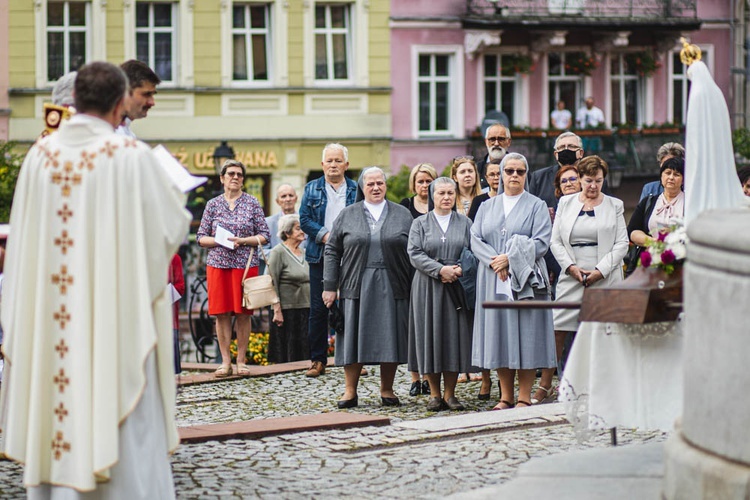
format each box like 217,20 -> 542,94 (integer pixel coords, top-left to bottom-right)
308,261 -> 328,364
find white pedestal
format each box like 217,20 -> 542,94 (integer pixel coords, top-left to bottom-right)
663,209 -> 750,499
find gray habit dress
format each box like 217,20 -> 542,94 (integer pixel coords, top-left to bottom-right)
407,212 -> 474,374
471,192 -> 557,370
336,205 -> 409,365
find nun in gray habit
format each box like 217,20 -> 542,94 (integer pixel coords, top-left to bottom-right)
407,177 -> 474,412
471,153 -> 557,411
323,167 -> 413,409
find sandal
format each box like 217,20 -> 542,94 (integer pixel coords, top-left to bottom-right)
516,400 -> 532,408
214,364 -> 233,378
457,373 -> 469,383
236,363 -> 252,376
492,400 -> 515,411
531,385 -> 558,405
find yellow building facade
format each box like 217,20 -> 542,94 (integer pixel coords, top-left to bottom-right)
5,0 -> 391,212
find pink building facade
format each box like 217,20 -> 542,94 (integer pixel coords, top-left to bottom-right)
390,0 -> 746,173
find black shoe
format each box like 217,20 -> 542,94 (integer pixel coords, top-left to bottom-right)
426,396 -> 444,411
381,396 -> 401,407
444,396 -> 465,411
478,390 -> 491,401
422,380 -> 430,395
337,396 -> 358,409
409,381 -> 421,397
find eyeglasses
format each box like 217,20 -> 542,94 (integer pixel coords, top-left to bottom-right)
504,168 -> 527,176
485,172 -> 501,178
453,155 -> 474,162
560,176 -> 578,184
555,144 -> 582,152
224,172 -> 244,178
487,136 -> 510,144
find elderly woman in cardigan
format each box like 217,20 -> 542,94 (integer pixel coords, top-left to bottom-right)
471,153 -> 557,410
323,167 -> 413,408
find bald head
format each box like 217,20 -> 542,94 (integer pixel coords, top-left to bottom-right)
275,184 -> 298,214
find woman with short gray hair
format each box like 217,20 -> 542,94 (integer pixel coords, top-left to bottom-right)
323,167 -> 414,408
268,214 -> 310,363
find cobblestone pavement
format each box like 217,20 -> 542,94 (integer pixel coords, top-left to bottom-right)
0,366 -> 667,498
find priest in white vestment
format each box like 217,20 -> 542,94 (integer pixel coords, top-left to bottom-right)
0,62 -> 190,498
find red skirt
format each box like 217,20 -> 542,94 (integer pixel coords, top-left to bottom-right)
206,265 -> 258,315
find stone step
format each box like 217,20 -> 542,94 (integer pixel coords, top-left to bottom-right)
179,412 -> 390,443
449,442 -> 664,499
177,357 -> 336,386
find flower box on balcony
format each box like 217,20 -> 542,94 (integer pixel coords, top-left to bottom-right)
641,127 -> 682,135
511,130 -> 545,138
573,129 -> 613,137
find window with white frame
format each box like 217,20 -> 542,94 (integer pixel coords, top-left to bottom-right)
610,53 -> 642,126
483,54 -> 518,126
548,52 -> 584,121
47,1 -> 90,81
671,50 -> 709,125
418,54 -> 452,135
232,4 -> 271,82
136,3 -> 176,83
314,4 -> 351,81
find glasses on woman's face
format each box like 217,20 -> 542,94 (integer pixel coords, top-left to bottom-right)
485,172 -> 501,179
560,176 -> 578,184
504,168 -> 527,176
224,171 -> 244,179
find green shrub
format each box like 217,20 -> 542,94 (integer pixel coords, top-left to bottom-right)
0,141 -> 23,223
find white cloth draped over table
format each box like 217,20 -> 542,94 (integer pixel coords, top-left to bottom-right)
0,114 -> 190,494
559,318 -> 685,436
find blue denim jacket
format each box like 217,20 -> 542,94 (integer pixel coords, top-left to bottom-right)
299,176 -> 358,264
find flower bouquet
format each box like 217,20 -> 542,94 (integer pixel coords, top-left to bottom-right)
639,220 -> 688,275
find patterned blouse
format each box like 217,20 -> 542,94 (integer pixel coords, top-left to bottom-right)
197,192 -> 271,269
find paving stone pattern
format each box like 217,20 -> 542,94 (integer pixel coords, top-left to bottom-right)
0,366 -> 667,498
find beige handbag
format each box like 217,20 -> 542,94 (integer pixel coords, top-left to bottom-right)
242,237 -> 280,309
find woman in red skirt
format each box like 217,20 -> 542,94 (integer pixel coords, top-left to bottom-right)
197,160 -> 271,377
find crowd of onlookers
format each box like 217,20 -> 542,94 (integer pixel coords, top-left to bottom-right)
195,125 -> 750,412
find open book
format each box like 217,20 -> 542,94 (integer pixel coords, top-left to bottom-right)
152,144 -> 208,193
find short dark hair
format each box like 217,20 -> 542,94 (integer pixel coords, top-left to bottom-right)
220,159 -> 246,177
738,166 -> 750,186
74,62 -> 128,115
120,59 -> 161,90
577,155 -> 609,179
660,157 -> 685,177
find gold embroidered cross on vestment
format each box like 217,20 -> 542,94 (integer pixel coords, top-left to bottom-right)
51,431 -> 71,460
53,304 -> 71,329
54,402 -> 69,423
53,369 -> 70,393
55,339 -> 69,359
51,265 -> 74,295
54,230 -> 73,255
57,204 -> 73,223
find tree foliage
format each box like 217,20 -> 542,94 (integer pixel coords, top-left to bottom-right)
386,165 -> 412,203
732,127 -> 750,161
0,141 -> 23,223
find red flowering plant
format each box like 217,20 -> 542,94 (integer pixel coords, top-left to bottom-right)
639,220 -> 688,275
626,50 -> 661,77
565,53 -> 598,76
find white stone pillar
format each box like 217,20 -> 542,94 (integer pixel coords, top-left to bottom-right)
663,208 -> 750,499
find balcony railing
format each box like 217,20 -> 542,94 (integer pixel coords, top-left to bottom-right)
466,0 -> 697,19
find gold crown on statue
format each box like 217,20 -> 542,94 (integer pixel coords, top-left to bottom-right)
679,37 -> 702,66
